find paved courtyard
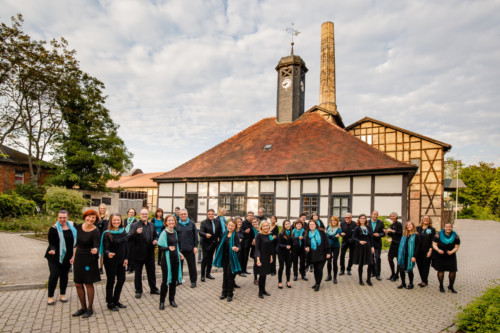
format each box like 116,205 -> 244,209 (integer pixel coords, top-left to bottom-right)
0,219 -> 499,332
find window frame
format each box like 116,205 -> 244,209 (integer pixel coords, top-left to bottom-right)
330,194 -> 352,219
259,194 -> 275,216
218,193 -> 246,217
300,194 -> 319,218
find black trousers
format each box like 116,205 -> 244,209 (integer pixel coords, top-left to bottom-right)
201,246 -> 216,277
326,247 -> 340,278
258,274 -> 268,294
104,260 -> 126,304
292,247 -> 306,277
134,254 -> 157,293
416,254 -> 432,284
371,247 -> 382,277
222,263 -> 235,297
181,250 -> 197,283
278,251 -> 292,283
160,255 -> 178,303
312,260 -> 326,286
400,268 -> 414,286
241,241 -> 251,272
47,260 -> 71,298
340,240 -> 355,271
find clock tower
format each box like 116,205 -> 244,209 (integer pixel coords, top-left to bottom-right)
275,53 -> 308,124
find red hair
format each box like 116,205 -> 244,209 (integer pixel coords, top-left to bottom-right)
82,209 -> 99,220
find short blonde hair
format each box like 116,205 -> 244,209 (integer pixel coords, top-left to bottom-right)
259,220 -> 270,234
420,215 -> 433,227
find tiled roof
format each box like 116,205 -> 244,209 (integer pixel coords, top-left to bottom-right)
154,112 -> 416,180
107,172 -> 164,188
0,145 -> 33,165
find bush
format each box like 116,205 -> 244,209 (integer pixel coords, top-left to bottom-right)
44,186 -> 88,217
11,183 -> 46,208
458,204 -> 500,221
455,284 -> 500,332
0,192 -> 37,218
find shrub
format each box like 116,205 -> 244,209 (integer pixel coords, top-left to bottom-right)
11,183 -> 46,208
458,204 -> 500,221
455,284 -> 500,332
0,192 -> 37,218
44,186 -> 88,217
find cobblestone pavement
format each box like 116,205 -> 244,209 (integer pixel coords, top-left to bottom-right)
0,219 -> 498,333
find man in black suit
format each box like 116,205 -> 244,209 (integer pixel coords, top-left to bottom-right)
127,208 -> 159,298
240,211 -> 255,275
199,209 -> 222,281
367,210 -> 386,281
339,213 -> 356,276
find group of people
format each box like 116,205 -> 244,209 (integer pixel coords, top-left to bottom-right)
45,206 -> 461,318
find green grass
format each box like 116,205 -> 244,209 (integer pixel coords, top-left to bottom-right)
0,215 -> 84,236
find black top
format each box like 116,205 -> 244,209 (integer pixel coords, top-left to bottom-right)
159,231 -> 180,262
304,230 -> 330,263
241,220 -> 254,243
96,218 -> 109,236
340,221 -> 357,242
222,233 -> 241,267
127,220 -> 158,261
45,225 -> 75,264
270,225 -> 279,247
388,221 -> 403,244
367,219 -> 386,249
199,218 -> 223,250
76,224 -> 100,251
254,233 -> 275,275
103,230 -> 128,263
292,229 -> 306,249
416,226 -> 436,255
276,231 -> 293,255
175,220 -> 199,252
352,226 -> 373,247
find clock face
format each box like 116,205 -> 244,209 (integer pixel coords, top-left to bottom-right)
282,78 -> 291,89
300,80 -> 304,92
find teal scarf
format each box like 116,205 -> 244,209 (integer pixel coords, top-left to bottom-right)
99,228 -> 125,256
212,231 -> 242,274
219,216 -> 227,233
371,220 -> 377,232
252,226 -> 259,238
285,230 -> 291,237
56,221 -> 77,264
293,228 -> 304,246
361,226 -> 368,235
397,234 -> 416,271
178,218 -> 190,227
158,230 -> 183,285
125,217 -> 135,233
326,226 -> 339,237
309,229 -> 321,250
268,234 -> 273,241
439,229 -> 456,244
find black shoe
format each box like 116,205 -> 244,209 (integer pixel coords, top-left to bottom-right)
397,284 -> 406,289
448,286 -> 457,294
201,276 -> 206,282
47,301 -> 55,306
159,303 -> 165,310
287,282 -> 292,288
263,291 -> 271,296
325,276 -> 332,282
387,275 -> 395,280
107,303 -> 119,311
293,276 -> 298,281
170,301 -> 178,308
191,283 -> 197,288
150,289 -> 160,295
440,286 -> 445,293
239,273 -> 246,277
99,267 -> 103,275
135,292 -> 142,299
359,281 -> 364,286
312,284 -> 317,289
278,284 -> 283,289
366,281 -> 373,286
72,308 -> 87,317
227,297 -> 233,302
234,284 -> 240,288
339,270 -> 345,275
245,271 -> 251,274
302,276 -> 308,281
176,281 -> 181,286
376,276 -> 382,281
314,285 -> 320,292
220,295 -> 227,300
82,309 -> 93,319
116,302 -> 127,309
406,284 -> 414,290
259,293 -> 264,299
347,271 -> 352,276
206,275 -> 215,280
333,278 -> 338,284
59,298 -> 68,303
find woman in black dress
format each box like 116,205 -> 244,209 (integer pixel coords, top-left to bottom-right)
325,216 -> 342,284
249,218 -> 260,285
397,222 -> 420,289
45,209 -> 76,306
304,220 -> 330,291
125,208 -> 138,273
416,215 -> 436,288
234,216 -> 245,283
70,209 -> 101,318
254,220 -> 275,298
158,215 -> 183,309
432,222 -> 461,293
101,213 -> 128,311
384,212 -> 403,282
96,204 -> 109,275
292,220 -> 307,281
352,214 -> 374,286
213,219 -> 241,302
276,220 -> 293,289
269,215 -> 279,275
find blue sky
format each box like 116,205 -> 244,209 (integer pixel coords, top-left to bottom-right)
2,0 -> 499,172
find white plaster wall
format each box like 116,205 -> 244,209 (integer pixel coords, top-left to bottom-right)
331,177 -> 350,193
209,182 -> 219,196
173,183 -> 185,197
159,183 -> 173,197
374,196 -> 402,216
352,196 -> 371,215
320,196 -> 328,216
260,181 -> 274,193
198,182 -> 208,196
198,214 -> 206,222
290,199 -> 300,217
276,181 -> 288,197
173,198 -> 185,210
247,198 -> 259,213
290,180 -> 301,197
247,181 -> 259,197
198,198 -> 207,213
353,176 -> 371,194
233,181 -> 245,193
303,179 -> 318,193
374,175 -> 402,194
320,178 -> 329,195
208,198 -> 218,210
158,198 -> 172,213
186,182 -> 197,193
220,181 -> 231,193
276,199 -> 288,217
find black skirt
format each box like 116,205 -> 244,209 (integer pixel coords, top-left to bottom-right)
353,243 -> 374,266
73,248 -> 101,284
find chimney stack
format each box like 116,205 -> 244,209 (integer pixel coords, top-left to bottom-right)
319,21 -> 337,112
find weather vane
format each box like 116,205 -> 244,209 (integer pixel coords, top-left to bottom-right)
286,23 -> 300,55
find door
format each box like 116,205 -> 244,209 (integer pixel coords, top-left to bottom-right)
185,194 -> 198,222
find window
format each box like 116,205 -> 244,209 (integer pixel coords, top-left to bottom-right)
259,194 -> 275,216
91,198 -> 101,206
219,193 -> 246,217
102,197 -> 112,205
330,195 -> 351,219
14,171 -> 24,185
301,194 -> 319,218
361,134 -> 373,144
411,158 -> 421,175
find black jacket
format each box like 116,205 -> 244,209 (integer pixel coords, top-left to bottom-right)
175,220 -> 199,252
367,219 -> 386,250
340,221 -> 357,246
199,218 -> 222,251
127,220 -> 158,261
44,222 -> 76,264
304,230 -> 330,263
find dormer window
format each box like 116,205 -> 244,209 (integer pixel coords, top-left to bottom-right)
263,144 -> 272,151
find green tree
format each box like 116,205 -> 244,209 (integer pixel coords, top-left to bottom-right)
454,162 -> 495,208
488,167 -> 500,216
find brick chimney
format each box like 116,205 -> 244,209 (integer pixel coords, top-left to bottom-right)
319,21 -> 337,112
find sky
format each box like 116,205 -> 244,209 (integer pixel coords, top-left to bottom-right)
2,0 -> 500,172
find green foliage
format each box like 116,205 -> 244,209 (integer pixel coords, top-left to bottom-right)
43,186 -> 88,217
10,183 -> 46,208
0,215 -> 83,235
381,217 -> 391,250
0,192 -> 36,218
455,284 -> 500,332
458,205 -> 500,222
